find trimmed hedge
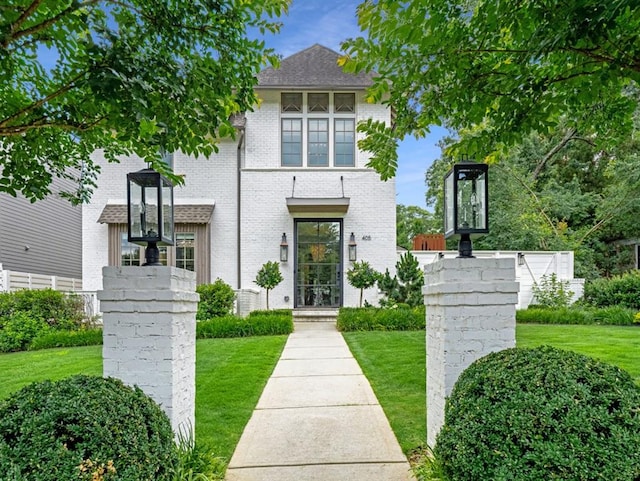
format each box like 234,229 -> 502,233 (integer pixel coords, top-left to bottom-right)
336,306 -> 425,331
28,328 -> 104,351
0,375 -> 177,481
196,310 -> 293,338
583,270 -> 640,310
434,346 -> 640,480
516,305 -> 638,326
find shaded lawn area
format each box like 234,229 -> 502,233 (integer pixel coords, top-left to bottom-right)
0,336 -> 287,462
344,323 -> 640,455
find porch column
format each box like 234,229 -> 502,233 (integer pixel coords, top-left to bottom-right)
423,257 -> 519,447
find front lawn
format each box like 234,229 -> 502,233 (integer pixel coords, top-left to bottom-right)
344,323 -> 640,456
1,324 -> 638,467
0,336 -> 287,462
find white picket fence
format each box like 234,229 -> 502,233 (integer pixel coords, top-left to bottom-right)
409,250 -> 585,309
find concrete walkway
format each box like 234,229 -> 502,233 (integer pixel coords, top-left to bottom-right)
225,322 -> 414,481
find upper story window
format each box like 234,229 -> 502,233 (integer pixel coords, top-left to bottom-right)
281,92 -> 355,168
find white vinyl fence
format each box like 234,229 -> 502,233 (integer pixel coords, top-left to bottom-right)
409,250 -> 585,309
0,263 -> 98,318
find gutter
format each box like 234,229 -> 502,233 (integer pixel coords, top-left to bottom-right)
236,127 -> 245,290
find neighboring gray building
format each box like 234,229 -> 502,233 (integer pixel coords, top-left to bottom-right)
0,176 -> 82,279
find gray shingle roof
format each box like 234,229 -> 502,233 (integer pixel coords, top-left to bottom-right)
97,204 -> 214,224
258,44 -> 375,89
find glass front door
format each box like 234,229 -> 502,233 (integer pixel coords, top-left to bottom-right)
295,220 -> 342,307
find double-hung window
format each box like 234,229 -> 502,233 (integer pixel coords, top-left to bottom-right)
281,92 -> 355,167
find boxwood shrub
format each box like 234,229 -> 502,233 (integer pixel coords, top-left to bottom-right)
196,310 -> 293,338
434,346 -> 640,481
0,375 -> 177,481
336,306 -> 425,331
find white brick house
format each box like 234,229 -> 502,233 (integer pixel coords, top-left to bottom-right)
82,45 -> 396,310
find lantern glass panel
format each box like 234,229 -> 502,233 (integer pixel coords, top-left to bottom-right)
444,171 -> 455,237
455,168 -> 487,231
142,186 -> 160,238
162,179 -> 174,244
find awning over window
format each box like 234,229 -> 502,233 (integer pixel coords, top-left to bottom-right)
97,204 -> 215,224
286,197 -> 350,214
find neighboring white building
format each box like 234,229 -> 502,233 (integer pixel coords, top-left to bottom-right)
82,45 -> 397,311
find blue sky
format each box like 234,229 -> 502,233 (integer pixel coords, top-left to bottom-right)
259,0 -> 446,208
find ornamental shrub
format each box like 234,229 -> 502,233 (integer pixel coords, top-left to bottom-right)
531,273 -> 574,308
0,288 -> 85,328
0,312 -> 50,352
347,261 -> 380,307
583,270 -> 640,309
434,346 -> 640,481
0,375 -> 177,481
196,278 -> 236,320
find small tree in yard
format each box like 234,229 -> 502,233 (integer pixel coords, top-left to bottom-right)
378,252 -> 424,307
254,261 -> 283,310
347,261 -> 380,307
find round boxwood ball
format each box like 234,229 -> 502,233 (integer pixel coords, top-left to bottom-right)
0,375 -> 177,480
434,346 -> 640,481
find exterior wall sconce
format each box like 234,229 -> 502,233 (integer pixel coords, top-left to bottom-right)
280,233 -> 288,262
348,232 -> 357,262
444,160 -> 489,258
517,252 -> 525,266
127,168 -> 174,266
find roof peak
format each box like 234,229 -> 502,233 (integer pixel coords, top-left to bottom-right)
258,44 -> 374,89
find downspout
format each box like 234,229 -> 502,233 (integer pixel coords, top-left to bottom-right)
236,128 -> 245,290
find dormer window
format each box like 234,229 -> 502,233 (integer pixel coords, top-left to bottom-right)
280,92 -> 355,168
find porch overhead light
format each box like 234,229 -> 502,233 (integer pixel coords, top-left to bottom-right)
348,232 -> 357,262
444,160 -> 489,258
127,168 -> 174,266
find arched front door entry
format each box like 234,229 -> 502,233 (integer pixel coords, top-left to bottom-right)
294,220 -> 342,308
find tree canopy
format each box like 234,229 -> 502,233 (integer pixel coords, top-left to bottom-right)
0,0 -> 288,203
341,0 -> 640,179
425,122 -> 640,278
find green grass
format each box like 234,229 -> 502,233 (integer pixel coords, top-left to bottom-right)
195,336 -> 286,459
0,336 -> 287,463
2,324 -> 638,467
517,323 -> 640,384
0,345 -> 102,398
343,331 -> 426,454
344,324 -> 640,456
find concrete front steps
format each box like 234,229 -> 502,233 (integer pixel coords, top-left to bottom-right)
292,308 -> 339,323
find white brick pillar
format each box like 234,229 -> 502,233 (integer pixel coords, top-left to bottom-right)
98,266 -> 199,436
423,257 -> 519,447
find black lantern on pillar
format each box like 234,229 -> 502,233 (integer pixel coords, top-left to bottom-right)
280,233 -> 288,262
127,168 -> 174,266
348,232 -> 357,262
444,160 -> 489,258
